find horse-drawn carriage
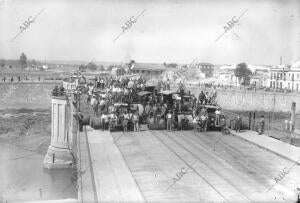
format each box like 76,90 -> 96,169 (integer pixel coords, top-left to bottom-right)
109,103 -> 129,131
194,104 -> 222,132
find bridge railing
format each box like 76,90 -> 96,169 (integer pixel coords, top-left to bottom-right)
223,110 -> 299,146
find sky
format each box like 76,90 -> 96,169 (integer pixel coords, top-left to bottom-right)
0,0 -> 299,65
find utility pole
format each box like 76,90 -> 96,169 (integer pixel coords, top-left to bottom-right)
280,56 -> 282,65
290,102 -> 296,144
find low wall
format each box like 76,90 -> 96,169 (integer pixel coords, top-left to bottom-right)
0,82 -> 60,109
183,87 -> 300,113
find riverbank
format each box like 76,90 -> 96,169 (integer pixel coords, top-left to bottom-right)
0,109 -> 77,202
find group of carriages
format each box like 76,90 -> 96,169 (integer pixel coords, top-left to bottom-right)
75,76 -> 223,133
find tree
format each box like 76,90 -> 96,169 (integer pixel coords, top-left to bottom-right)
234,63 -> 252,85
0,60 -> 5,68
30,59 -> 37,66
79,64 -> 87,71
98,65 -> 105,71
87,62 -> 98,71
169,63 -> 178,68
128,60 -> 135,69
107,65 -> 114,71
20,53 -> 27,69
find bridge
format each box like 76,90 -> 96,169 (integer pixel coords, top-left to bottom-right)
43,94 -> 300,202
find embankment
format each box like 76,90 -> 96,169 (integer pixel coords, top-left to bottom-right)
0,82 -> 60,109
185,87 -> 300,113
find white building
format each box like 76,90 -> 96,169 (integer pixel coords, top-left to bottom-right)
215,64 -> 270,87
268,59 -> 300,92
216,64 -> 239,86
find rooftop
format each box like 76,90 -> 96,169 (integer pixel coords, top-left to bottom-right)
132,63 -> 166,71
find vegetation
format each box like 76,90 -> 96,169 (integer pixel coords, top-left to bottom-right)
234,63 -> 253,85
87,62 -> 98,71
107,65 -> 114,71
19,53 -> 27,69
98,65 -> 105,71
163,62 -> 178,68
0,60 -> 5,68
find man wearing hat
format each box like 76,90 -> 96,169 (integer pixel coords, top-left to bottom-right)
91,94 -> 98,116
109,111 -> 117,130
144,102 -> 151,117
123,110 -> 129,132
166,110 -> 172,131
133,111 -> 139,132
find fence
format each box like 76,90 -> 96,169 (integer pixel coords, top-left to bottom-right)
223,109 -> 300,146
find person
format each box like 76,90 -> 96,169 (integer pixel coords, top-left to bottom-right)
123,111 -> 129,132
258,115 -> 265,135
101,113 -> 107,131
166,79 -> 170,90
284,119 -> 289,131
177,113 -> 184,131
109,112 -> 117,130
58,85 -> 65,96
172,111 -> 177,131
91,95 -> 98,116
198,91 -> 205,104
52,85 -> 59,96
205,92 -> 210,104
144,102 -> 151,117
193,114 -> 199,132
235,114 -> 242,133
198,107 -> 208,131
220,115 -> 226,134
3,77 -> 6,82
152,104 -> 158,124
166,110 -> 172,131
128,110 -> 133,131
215,108 -> 221,126
161,103 -> 167,119
133,111 -> 139,131
100,78 -> 104,89
87,83 -> 94,103
104,112 -> 110,130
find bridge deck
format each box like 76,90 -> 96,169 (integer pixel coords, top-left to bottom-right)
84,128 -> 300,202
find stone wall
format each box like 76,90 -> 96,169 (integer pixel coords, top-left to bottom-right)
0,82 -> 60,109
184,87 -> 300,113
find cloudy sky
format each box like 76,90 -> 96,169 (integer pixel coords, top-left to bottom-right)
0,0 -> 299,65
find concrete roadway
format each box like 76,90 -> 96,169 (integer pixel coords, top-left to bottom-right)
111,130 -> 300,202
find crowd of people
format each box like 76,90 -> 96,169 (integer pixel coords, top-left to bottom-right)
1,75 -> 39,82
72,74 -> 223,132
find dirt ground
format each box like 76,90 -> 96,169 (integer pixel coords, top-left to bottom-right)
0,108 -> 51,154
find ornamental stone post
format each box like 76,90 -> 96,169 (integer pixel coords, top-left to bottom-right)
43,96 -> 74,169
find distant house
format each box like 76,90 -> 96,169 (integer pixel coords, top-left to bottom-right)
268,59 -> 300,92
215,64 -> 238,85
131,63 -> 166,80
248,64 -> 270,87
195,63 -> 214,78
250,73 -> 268,88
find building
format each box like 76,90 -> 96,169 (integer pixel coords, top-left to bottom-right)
215,64 -> 238,86
131,63 -> 166,80
268,59 -> 300,92
195,63 -> 214,78
248,64 -> 270,88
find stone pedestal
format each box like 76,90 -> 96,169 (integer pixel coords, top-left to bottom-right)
43,96 -> 74,169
